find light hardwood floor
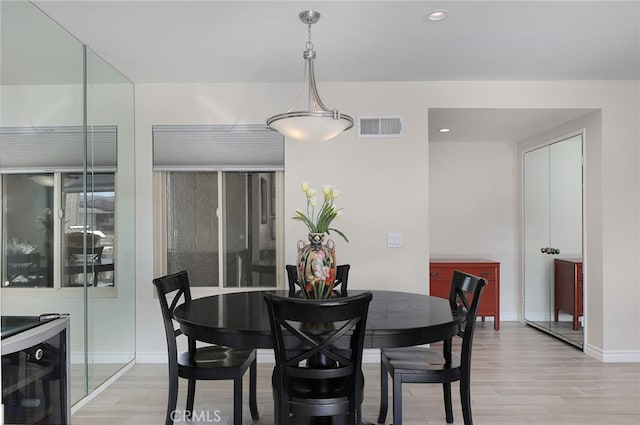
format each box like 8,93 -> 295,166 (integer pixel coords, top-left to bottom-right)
71,322 -> 640,425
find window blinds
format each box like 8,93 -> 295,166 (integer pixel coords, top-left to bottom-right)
152,124 -> 284,171
0,125 -> 117,173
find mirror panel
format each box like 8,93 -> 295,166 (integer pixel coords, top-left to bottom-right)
523,134 -> 583,348
85,46 -> 135,394
1,0 -> 87,404
523,146 -> 551,325
1,0 -> 135,406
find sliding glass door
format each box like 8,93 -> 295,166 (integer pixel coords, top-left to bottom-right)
166,171 -> 278,289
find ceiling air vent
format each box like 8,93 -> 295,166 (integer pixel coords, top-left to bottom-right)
357,116 -> 403,138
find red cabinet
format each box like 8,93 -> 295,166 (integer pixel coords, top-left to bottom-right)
554,258 -> 583,330
429,259 -> 500,330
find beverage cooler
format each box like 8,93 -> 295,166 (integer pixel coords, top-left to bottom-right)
1,314 -> 70,424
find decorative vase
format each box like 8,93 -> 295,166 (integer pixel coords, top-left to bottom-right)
296,233 -> 337,299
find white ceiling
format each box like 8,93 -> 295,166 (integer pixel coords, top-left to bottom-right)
30,0 -> 640,84
427,108 -> 598,143
7,1 -> 640,143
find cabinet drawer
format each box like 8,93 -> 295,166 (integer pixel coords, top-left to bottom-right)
429,280 -> 450,299
477,280 -> 497,314
429,280 -> 496,309
429,260 -> 500,330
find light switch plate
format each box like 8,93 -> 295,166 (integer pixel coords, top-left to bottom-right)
387,232 -> 402,248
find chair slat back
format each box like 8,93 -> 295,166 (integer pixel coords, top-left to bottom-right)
447,271 -> 487,368
286,264 -> 351,297
286,265 -> 298,297
68,245 -> 105,262
335,265 -> 351,296
264,292 -> 372,382
152,270 -> 193,359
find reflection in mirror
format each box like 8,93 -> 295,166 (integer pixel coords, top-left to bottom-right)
1,1 -> 136,407
2,175 -> 54,288
63,173 -> 115,287
1,0 -> 88,406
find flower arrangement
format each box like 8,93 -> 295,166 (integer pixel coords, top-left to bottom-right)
293,182 -> 348,242
7,238 -> 36,254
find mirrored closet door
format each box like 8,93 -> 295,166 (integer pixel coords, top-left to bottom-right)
523,133 -> 584,348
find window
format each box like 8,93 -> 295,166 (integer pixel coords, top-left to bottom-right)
1,173 -> 116,288
2,174 -> 54,287
166,171 -> 278,288
152,123 -> 283,289
62,173 -> 115,287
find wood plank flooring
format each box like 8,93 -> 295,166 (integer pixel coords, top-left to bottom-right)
71,322 -> 640,424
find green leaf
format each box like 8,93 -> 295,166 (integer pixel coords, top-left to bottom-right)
327,228 -> 349,243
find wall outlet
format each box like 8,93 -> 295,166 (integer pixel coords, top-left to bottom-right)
387,232 -> 402,248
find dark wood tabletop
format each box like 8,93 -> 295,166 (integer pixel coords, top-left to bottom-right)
173,289 -> 462,350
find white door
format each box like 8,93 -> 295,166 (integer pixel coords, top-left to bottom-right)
523,133 -> 583,347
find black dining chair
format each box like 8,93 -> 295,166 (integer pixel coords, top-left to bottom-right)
377,271 -> 487,425
263,291 -> 372,425
67,245 -> 105,286
286,263 -> 351,297
152,270 -> 259,425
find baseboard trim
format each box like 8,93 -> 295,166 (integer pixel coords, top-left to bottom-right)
584,343 -> 640,363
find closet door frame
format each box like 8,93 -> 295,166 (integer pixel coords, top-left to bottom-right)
522,129 -> 585,349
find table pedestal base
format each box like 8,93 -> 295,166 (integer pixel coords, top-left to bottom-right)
290,414 -> 373,425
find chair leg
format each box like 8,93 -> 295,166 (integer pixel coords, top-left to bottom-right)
249,358 -> 259,420
377,357 -> 389,423
443,382 -> 453,423
166,367 -> 179,425
274,387 -> 290,425
460,375 -> 473,425
186,379 -> 196,415
233,375 -> 243,425
272,384 -> 281,425
392,371 -> 403,425
350,405 -> 360,425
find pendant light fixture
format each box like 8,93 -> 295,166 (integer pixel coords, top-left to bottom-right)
266,10 -> 354,143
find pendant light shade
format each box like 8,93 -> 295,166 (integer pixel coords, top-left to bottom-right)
267,113 -> 353,143
266,11 -> 353,143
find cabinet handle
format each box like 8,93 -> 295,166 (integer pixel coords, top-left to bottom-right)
430,272 -> 439,277
480,272 -> 489,277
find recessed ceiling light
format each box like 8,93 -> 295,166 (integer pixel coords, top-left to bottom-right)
426,9 -> 449,22
439,128 -> 451,133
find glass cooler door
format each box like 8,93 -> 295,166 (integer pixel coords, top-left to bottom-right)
2,316 -> 69,424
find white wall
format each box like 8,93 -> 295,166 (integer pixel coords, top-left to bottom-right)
135,80 -> 640,362
429,141 -> 518,321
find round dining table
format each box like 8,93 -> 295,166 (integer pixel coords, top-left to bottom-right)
173,289 -> 462,350
174,289 -> 462,425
